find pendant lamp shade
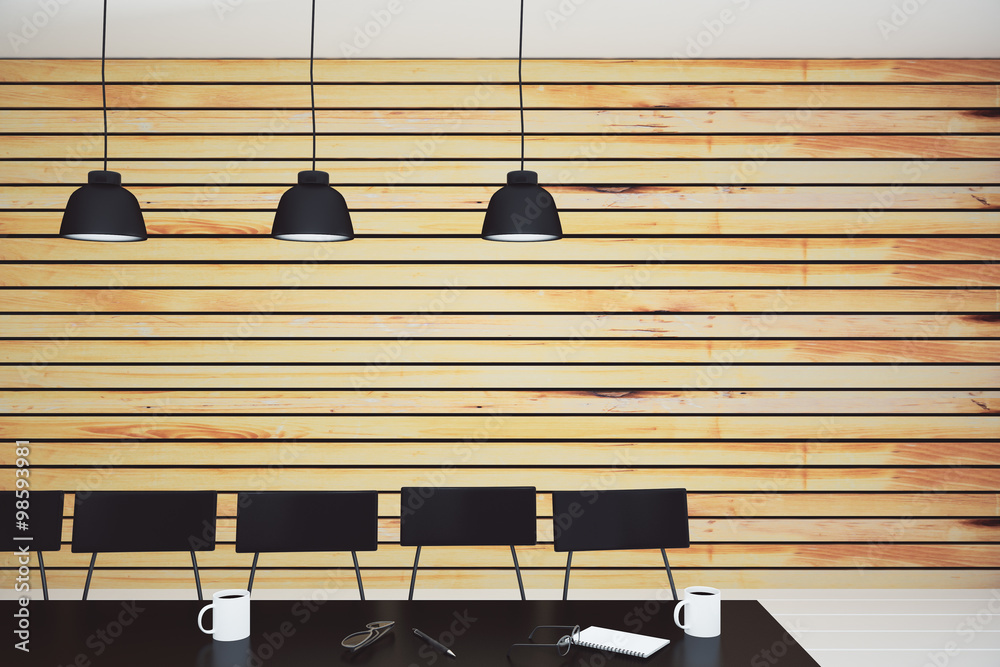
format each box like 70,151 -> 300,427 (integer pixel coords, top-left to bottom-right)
60,170 -> 147,242
482,0 -> 562,241
482,170 -> 562,242
272,0 -> 353,242
59,0 -> 146,242
272,170 -> 354,242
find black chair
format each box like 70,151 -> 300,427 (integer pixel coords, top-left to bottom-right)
71,491 -> 217,600
552,488 -> 690,601
235,491 -> 378,599
2,491 -> 64,600
400,486 -> 536,600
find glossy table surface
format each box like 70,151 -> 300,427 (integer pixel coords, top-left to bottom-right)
2,599 -> 820,666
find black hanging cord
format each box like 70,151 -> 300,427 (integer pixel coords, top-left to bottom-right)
310,0 -> 317,171
101,0 -> 108,171
518,0 -> 525,171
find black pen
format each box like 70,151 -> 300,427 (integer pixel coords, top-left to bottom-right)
413,627 -> 457,659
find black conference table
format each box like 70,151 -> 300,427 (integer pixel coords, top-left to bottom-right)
2,599 -> 820,666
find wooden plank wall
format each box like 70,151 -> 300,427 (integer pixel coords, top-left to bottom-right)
0,59 -> 999,593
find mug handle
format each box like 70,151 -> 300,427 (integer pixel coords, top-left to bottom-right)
673,600 -> 690,629
197,603 -> 215,635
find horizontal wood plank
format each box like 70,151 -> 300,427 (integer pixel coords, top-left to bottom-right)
3,83 -> 997,109
6,365 -> 997,390
2,415 -> 997,440
3,238 -> 997,262
6,184 -> 998,211
10,440 -> 996,467
3,339 -> 993,364
5,60 -> 1000,83
4,109 -> 999,134
3,390 -> 994,415
6,211 -> 1000,237
4,261 -> 1000,288
9,467 -> 998,492
3,288 -> 995,313
5,135 -> 999,159
2,313 -> 996,339
4,159 -> 999,186
7,59 -> 1000,83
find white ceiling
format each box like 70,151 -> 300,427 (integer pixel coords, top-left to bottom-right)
3,0 -> 1000,59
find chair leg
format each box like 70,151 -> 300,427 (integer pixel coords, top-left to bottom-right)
562,551 -> 573,601
248,552 -> 259,594
37,551 -> 48,601
83,553 -> 97,601
191,550 -> 204,601
351,551 -> 365,600
510,545 -> 526,601
661,548 -> 677,601
407,546 -> 421,601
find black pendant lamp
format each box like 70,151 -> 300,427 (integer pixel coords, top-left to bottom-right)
482,0 -> 562,242
272,0 -> 353,242
60,0 -> 146,242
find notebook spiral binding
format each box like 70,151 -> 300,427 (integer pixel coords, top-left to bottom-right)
576,637 -> 645,657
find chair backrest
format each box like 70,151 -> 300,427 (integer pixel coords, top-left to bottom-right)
552,488 -> 689,552
1,491 -> 64,552
71,491 -> 217,553
235,491 -> 378,553
400,486 -> 536,546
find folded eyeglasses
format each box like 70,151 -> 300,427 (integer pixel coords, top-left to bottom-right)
341,620 -> 395,652
508,624 -> 581,658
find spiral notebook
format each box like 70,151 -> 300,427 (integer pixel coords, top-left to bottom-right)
576,626 -> 670,658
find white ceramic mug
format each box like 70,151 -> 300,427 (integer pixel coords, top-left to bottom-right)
673,586 -> 721,638
198,589 -> 250,642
